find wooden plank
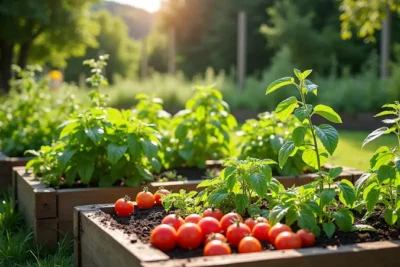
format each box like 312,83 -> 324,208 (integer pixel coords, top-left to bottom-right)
0,156 -> 29,190
34,218 -> 58,250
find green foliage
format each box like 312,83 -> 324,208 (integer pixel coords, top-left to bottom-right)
237,112 -> 310,176
133,94 -> 172,130
0,66 -> 79,157
171,85 -> 237,168
356,102 -> 400,226
161,190 -> 202,216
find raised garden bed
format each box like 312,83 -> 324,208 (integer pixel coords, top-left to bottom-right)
0,151 -> 30,191
13,164 -> 363,248
73,204 -> 400,267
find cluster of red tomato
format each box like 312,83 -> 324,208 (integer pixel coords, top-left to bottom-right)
114,188 -> 170,216
150,208 -> 316,256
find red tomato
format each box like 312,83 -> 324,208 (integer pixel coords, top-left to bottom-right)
154,188 -> 170,205
220,212 -> 243,233
244,218 -> 256,230
238,236 -> 262,253
185,214 -> 202,224
203,240 -> 232,256
177,223 -> 203,250
136,188 -> 155,209
252,222 -> 271,242
226,222 -> 251,247
203,208 -> 224,221
255,216 -> 268,224
275,231 -> 302,250
198,217 -> 222,237
162,214 -> 185,231
268,223 -> 292,245
114,196 -> 134,217
150,224 -> 177,252
204,233 -> 226,245
297,229 -> 316,247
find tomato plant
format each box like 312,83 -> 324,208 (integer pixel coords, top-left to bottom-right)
171,85 -> 237,168
177,223 -> 203,250
238,236 -> 262,253
202,208 -> 224,221
162,214 -> 185,231
226,221 -> 251,247
297,229 -> 316,247
154,188 -> 170,205
150,224 -> 177,252
136,188 -> 155,209
198,217 -> 222,237
203,240 -> 231,256
161,190 -> 202,216
114,195 -> 134,217
133,94 -> 171,130
275,231 -> 302,250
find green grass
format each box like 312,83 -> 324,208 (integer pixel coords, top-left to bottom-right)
329,130 -> 398,171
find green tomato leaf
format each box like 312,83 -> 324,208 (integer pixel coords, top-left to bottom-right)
377,165 -> 396,184
208,189 -> 229,206
338,179 -> 356,208
328,167 -> 343,178
322,222 -> 336,238
249,172 -> 267,197
313,104 -> 342,123
363,182 -> 380,212
314,124 -> 339,155
292,126 -> 307,146
107,143 -> 128,164
297,210 -> 320,237
278,139 -> 297,168
384,209 -> 398,225
362,127 -> 390,148
275,96 -> 298,121
333,209 -> 354,231
235,194 -> 249,214
77,162 -> 94,184
320,189 -> 336,207
266,77 -> 295,95
85,126 -> 104,144
294,104 -> 313,122
302,149 -> 328,169
269,205 -> 290,225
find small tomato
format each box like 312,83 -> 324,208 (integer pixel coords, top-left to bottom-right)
185,214 -> 202,224
162,214 -> 185,231
297,229 -> 316,247
203,240 -> 231,256
204,233 -> 226,245
198,217 -> 222,237
114,195 -> 134,217
252,222 -> 270,242
154,188 -> 170,205
177,223 -> 203,250
150,224 -> 177,252
238,236 -> 262,253
226,221 -> 251,247
136,188 -> 155,209
275,231 -> 302,250
203,208 -> 224,221
268,223 -> 292,245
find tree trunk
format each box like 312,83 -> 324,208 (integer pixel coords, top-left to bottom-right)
17,41 -> 31,69
0,41 -> 14,93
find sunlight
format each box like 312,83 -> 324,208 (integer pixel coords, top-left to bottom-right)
112,0 -> 163,13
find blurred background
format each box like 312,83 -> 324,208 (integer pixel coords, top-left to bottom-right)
1,0 -> 399,114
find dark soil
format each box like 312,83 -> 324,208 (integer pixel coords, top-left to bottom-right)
94,205 -> 400,259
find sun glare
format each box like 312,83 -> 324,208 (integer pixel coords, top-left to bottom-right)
113,0 -> 162,13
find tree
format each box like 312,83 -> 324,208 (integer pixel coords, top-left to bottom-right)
0,0 -> 98,92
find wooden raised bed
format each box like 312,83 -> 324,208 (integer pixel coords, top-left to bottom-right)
0,152 -> 30,191
13,165 -> 363,248
74,204 -> 400,267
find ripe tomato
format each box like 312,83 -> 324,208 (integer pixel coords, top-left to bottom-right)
297,229 -> 316,247
162,214 -> 185,231
275,231 -> 302,250
204,233 -> 226,245
198,217 -> 222,237
252,222 -> 271,242
150,224 -> 177,252
244,218 -> 256,230
154,188 -> 170,205
203,240 -> 231,256
177,223 -> 203,250
268,223 -> 292,245
203,208 -> 224,221
255,216 -> 268,224
136,188 -> 155,209
238,236 -> 262,253
220,212 -> 243,233
226,222 -> 251,247
114,196 -> 134,217
185,214 -> 202,224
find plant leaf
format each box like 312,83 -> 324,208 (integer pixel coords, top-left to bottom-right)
294,69 -> 302,80
303,79 -> 318,94
322,222 -> 336,238
278,140 -> 297,168
301,69 -> 312,79
302,149 -> 328,169
249,172 -> 267,198
320,189 -> 336,207
107,143 -> 128,164
333,209 -> 354,231
85,126 -> 104,144
235,194 -> 249,214
151,158 -> 161,173
266,77 -> 295,95
384,208 -> 398,225
328,167 -> 343,178
292,126 -> 307,146
362,127 -> 390,148
297,210 -> 320,237
338,179 -> 356,208
208,189 -> 229,206
314,124 -> 339,155
77,162 -> 94,184
275,96 -> 298,121
141,139 -> 158,160
363,182 -> 380,212
377,165 -> 396,184
294,104 -> 313,122
269,205 -> 290,225
313,104 -> 342,123
127,134 -> 141,159
58,149 -> 75,170
374,110 -> 397,117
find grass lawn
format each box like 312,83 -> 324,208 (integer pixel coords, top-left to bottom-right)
329,130 -> 398,171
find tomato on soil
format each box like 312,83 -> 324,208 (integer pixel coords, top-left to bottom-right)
244,218 -> 256,230
220,212 -> 243,233
203,240 -> 231,256
185,214 -> 202,224
114,196 -> 134,217
204,233 -> 226,245
198,217 -> 222,237
268,223 -> 292,245
238,236 -> 262,253
136,188 -> 155,209
150,224 -> 177,252
177,223 -> 203,250
203,208 -> 224,221
275,231 -> 302,250
226,222 -> 251,247
154,188 -> 170,205
162,214 -> 185,231
297,229 -> 316,247
252,222 -> 271,242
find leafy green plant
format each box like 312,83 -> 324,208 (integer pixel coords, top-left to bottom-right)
237,111 -> 310,176
161,189 -> 202,216
0,65 -> 79,157
158,170 -> 187,182
133,94 -> 171,130
172,85 -> 237,168
356,102 -> 400,226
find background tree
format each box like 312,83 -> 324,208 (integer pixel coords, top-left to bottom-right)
0,0 -> 98,92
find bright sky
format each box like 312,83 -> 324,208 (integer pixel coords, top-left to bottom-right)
110,0 -> 162,13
